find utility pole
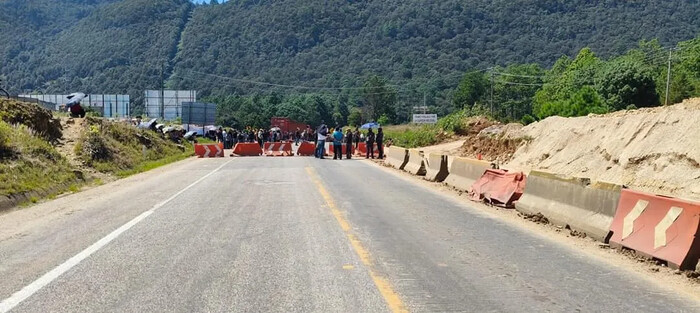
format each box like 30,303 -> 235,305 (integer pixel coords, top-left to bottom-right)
490,69 -> 494,114
160,64 -> 165,119
664,48 -> 672,106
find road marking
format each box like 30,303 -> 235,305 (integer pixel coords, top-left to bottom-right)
305,167 -> 408,313
342,264 -> 355,270
622,200 -> 648,239
654,206 -> 683,249
0,160 -> 233,313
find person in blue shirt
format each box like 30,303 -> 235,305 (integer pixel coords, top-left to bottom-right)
332,126 -> 344,160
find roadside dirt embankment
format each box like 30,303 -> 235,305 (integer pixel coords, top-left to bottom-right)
505,98 -> 700,200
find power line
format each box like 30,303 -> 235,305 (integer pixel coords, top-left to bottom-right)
171,72 -> 415,97
495,80 -> 545,86
183,69 -> 403,91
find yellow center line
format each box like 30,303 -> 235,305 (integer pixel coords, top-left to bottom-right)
305,167 -> 408,313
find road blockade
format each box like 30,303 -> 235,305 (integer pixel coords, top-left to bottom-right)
424,153 -> 449,182
356,142 -> 379,157
385,146 -> 408,170
609,189 -> 700,270
194,143 -> 224,158
231,142 -> 263,156
444,157 -> 492,192
328,144 -> 353,156
515,171 -> 622,242
404,149 -> 426,176
264,142 -> 293,156
297,141 -> 316,156
469,169 -> 526,207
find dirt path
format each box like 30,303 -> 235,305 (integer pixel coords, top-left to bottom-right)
55,117 -> 113,183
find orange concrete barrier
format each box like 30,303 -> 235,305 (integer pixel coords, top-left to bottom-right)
356,142 -> 379,157
194,143 -> 224,158
469,169 -> 527,207
328,144 -> 354,156
297,141 -> 316,156
264,142 -> 293,156
609,189 -> 700,270
231,142 -> 263,156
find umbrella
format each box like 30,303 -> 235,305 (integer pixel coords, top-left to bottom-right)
66,93 -> 87,106
360,122 -> 380,129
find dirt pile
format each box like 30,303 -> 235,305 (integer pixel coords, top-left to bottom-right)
0,98 -> 62,142
458,119 -> 527,163
506,98 -> 700,200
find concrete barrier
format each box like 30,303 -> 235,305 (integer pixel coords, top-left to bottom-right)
444,157 -> 491,191
404,149 -> 426,176
424,153 -> 449,182
515,170 -> 622,242
385,146 -> 408,170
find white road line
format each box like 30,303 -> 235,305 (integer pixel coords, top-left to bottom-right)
0,160 -> 232,313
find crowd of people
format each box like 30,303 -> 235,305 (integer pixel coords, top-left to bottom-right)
313,122 -> 386,160
207,123 -> 389,160
209,126 -> 315,149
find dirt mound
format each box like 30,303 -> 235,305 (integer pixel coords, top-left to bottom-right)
507,98 -> 700,200
0,98 -> 62,142
459,121 -> 527,163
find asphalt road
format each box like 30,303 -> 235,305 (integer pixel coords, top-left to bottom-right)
0,157 -> 698,312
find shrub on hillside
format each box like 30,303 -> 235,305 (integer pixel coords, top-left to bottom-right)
0,99 -> 62,142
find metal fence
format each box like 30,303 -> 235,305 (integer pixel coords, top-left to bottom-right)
144,90 -> 197,120
18,94 -> 129,117
9,96 -> 58,112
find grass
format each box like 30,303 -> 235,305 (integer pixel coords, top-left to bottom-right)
76,117 -> 194,176
116,150 -> 193,178
0,120 -> 78,197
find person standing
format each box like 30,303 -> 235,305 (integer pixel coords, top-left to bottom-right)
295,127 -> 301,145
376,127 -> 385,159
332,127 -> 344,160
354,128 -> 361,150
316,123 -> 328,159
257,129 -> 264,148
366,128 -> 375,159
345,128 -> 353,159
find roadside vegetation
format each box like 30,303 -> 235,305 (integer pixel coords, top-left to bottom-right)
75,117 -> 193,177
0,98 -> 194,206
0,121 -> 77,196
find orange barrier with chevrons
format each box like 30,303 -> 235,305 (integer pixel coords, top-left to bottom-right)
264,142 -> 293,156
609,189 -> 700,270
469,169 -> 526,207
194,143 -> 224,158
297,141 -> 316,156
231,142 -> 263,156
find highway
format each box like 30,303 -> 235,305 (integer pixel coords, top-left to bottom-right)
0,157 -> 698,312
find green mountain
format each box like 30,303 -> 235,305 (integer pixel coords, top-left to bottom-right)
1,0 -> 698,111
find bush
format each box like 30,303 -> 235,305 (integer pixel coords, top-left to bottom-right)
520,114 -> 536,125
0,98 -> 62,142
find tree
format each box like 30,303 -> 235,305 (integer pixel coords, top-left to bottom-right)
595,58 -> 659,110
347,108 -> 363,127
453,70 -> 488,109
360,75 -> 396,122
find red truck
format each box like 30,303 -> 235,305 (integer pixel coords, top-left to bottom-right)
270,117 -> 307,135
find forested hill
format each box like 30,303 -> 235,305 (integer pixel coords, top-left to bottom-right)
1,0 -> 698,108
